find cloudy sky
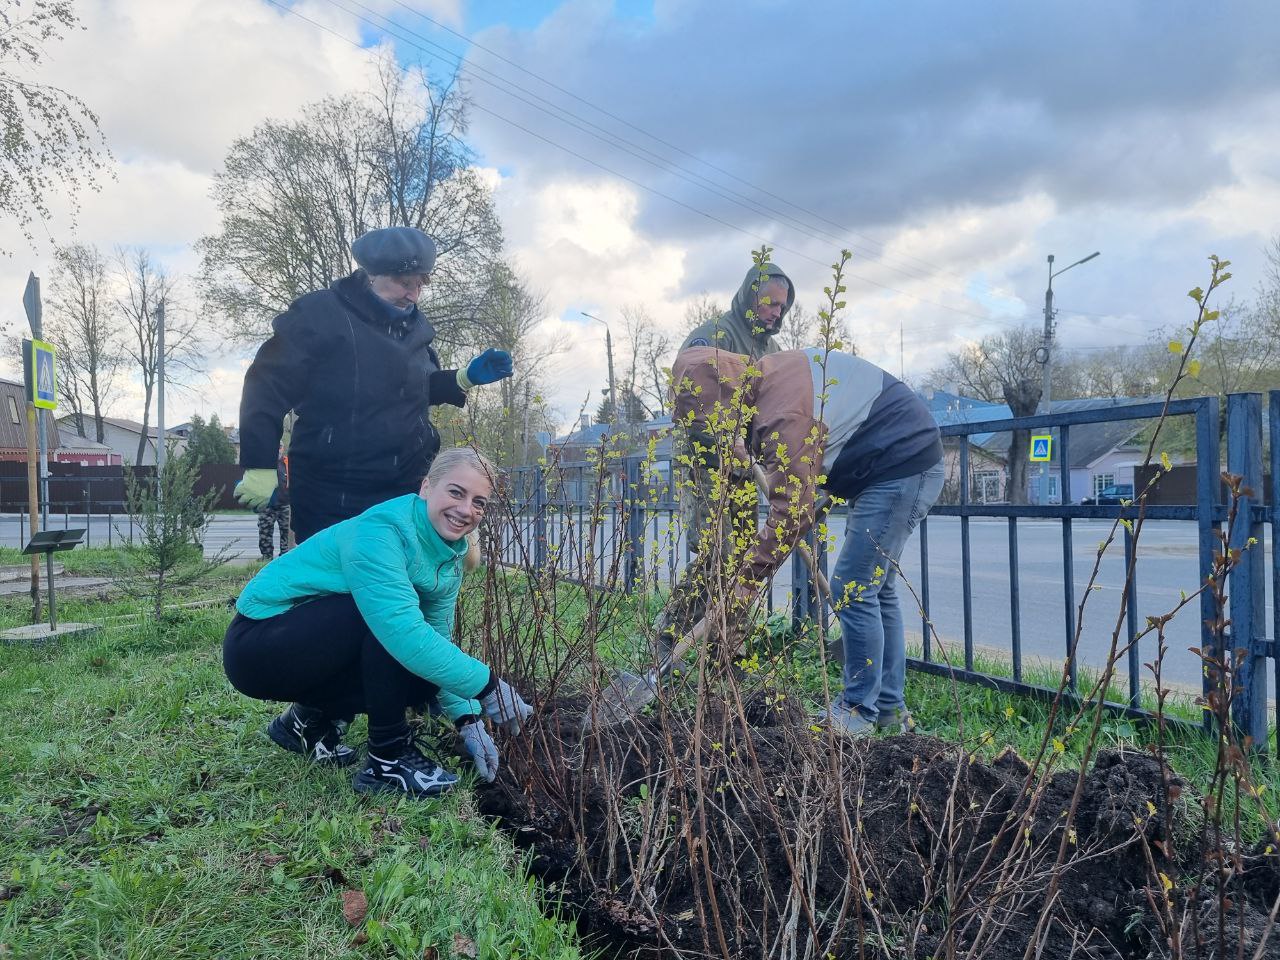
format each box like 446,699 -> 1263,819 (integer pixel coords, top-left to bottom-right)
2,0 -> 1278,436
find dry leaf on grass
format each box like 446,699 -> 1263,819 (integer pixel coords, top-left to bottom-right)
341,889 -> 368,926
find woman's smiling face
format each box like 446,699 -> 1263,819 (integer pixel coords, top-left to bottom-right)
421,463 -> 491,541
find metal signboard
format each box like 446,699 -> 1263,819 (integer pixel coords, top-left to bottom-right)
23,338 -> 57,410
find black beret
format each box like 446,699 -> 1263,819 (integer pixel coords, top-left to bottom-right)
351,227 -> 438,276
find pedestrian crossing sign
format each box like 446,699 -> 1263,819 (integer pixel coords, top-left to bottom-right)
23,338 -> 57,410
1030,434 -> 1052,462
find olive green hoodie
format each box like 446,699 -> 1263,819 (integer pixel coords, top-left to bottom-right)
680,262 -> 794,359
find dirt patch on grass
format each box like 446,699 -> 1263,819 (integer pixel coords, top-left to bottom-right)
480,696 -> 1279,959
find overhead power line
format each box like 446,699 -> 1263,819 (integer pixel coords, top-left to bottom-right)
263,0 -> 1020,327
386,0 -> 1033,304
323,0 -> 956,290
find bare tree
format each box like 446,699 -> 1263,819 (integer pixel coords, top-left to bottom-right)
115,248 -> 204,464
926,325 -> 1043,504
617,304 -> 673,419
198,55 -> 501,344
1052,344 -> 1166,400
45,243 -> 121,442
681,293 -> 722,336
0,1 -> 111,248
436,262 -> 563,465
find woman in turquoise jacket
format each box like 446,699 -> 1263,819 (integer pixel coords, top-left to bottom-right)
223,447 -> 533,798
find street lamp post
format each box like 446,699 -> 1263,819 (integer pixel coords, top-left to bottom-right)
1036,250 -> 1100,505
580,311 -> 621,426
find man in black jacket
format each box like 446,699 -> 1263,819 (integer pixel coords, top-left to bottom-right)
236,226 -> 513,541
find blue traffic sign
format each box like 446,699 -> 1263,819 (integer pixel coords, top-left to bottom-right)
26,339 -> 57,410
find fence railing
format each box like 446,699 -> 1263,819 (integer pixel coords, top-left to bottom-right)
503,391 -> 1276,747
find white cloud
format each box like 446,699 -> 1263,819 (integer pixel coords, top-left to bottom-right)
1,0 -> 1278,445
0,0 -> 394,427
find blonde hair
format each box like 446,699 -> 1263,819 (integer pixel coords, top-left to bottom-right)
424,447 -> 497,488
463,531 -> 482,573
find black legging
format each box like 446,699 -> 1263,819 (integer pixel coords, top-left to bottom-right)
223,593 -> 441,745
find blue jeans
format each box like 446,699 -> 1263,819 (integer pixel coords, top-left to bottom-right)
831,461 -> 945,721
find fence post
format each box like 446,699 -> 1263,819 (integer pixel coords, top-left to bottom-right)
1196,396 -> 1222,732
623,457 -> 644,592
533,464 -> 547,572
1270,390 -> 1279,754
791,543 -> 813,628
1225,392 -> 1265,744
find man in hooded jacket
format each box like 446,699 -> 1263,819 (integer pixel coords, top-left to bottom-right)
681,262 -> 794,357
655,263 -> 795,650
235,226 -> 513,542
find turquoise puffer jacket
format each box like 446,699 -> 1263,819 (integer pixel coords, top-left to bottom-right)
236,494 -> 488,721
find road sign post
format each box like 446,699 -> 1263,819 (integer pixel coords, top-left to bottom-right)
1029,434 -> 1053,503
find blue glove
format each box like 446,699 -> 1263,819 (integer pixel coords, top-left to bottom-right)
459,348 -> 513,389
458,718 -> 499,782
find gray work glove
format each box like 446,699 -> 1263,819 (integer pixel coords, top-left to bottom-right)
479,677 -> 534,734
457,717 -> 499,782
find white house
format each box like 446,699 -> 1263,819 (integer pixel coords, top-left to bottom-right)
57,415 -> 187,466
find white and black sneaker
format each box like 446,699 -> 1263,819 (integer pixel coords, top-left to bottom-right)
352,736 -> 459,798
267,704 -> 359,767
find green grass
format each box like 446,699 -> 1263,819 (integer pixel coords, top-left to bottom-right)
0,572 -> 584,960
5,551 -> 1278,957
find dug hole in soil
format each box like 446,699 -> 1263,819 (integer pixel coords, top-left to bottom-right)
475,694 -> 1280,960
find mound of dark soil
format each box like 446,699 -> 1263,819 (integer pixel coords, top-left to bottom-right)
477,698 -> 1279,960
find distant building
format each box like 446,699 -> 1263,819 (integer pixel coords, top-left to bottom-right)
549,394 -> 1174,507
58,414 -> 187,466
0,378 -> 62,461
922,389 -> 1170,504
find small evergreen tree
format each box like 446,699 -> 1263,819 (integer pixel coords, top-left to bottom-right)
121,446 -> 231,620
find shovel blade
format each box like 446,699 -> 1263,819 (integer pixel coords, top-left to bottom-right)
588,668 -> 660,729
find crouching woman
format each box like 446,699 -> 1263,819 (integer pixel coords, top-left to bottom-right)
223,447 -> 532,798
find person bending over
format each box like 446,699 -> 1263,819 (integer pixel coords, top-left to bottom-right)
671,346 -> 943,738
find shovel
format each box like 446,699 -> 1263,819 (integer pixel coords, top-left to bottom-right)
587,468 -> 835,729
584,613 -> 715,730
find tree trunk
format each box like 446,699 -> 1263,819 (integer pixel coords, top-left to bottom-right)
136,382 -> 154,466
1002,378 -> 1042,505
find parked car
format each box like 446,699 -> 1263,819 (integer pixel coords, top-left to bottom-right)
1080,483 -> 1134,506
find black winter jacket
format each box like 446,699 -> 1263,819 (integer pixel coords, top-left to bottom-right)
239,272 -> 466,499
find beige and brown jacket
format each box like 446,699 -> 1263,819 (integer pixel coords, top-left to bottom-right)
671,346 -> 942,586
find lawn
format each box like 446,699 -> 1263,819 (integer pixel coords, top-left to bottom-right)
3,550 -> 1277,958
0,563 -> 583,960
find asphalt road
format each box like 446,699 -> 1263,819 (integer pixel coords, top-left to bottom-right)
7,510 -> 1272,698
887,516 -> 1276,697
0,512 -> 265,559
518,511 -> 1275,697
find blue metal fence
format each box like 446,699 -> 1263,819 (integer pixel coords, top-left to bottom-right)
503,390 -> 1277,747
